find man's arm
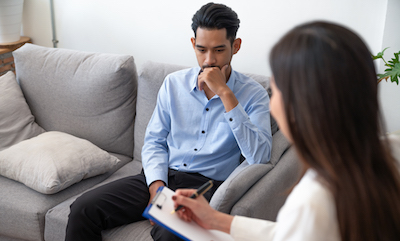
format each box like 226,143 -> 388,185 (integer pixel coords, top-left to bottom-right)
198,66 -> 272,164
225,97 -> 272,164
142,79 -> 171,194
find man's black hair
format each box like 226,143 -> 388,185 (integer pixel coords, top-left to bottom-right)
191,2 -> 240,44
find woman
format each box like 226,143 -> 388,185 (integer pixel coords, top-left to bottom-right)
172,21 -> 400,240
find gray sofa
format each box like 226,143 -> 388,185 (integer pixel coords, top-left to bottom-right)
0,44 -> 300,241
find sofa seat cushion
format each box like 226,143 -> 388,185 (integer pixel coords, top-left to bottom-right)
0,71 -> 45,152
0,153 -> 131,241
0,131 -> 120,194
102,220 -> 153,241
44,160 -> 144,241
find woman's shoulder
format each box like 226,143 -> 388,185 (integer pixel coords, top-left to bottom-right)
274,169 -> 340,241
288,169 -> 334,210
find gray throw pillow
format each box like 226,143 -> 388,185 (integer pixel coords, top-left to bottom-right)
13,44 -> 137,158
0,71 -> 45,151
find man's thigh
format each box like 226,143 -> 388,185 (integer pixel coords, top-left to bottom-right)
72,173 -> 150,229
167,170 -> 223,202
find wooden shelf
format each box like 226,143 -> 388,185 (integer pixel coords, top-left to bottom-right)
0,36 -> 32,53
0,36 -> 32,76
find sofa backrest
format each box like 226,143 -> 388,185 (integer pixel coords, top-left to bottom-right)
133,61 -> 188,162
133,61 -> 276,162
13,44 -> 138,158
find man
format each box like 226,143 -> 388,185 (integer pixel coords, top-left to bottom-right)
65,3 -> 272,241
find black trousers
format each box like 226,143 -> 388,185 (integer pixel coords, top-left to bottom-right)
65,169 -> 222,241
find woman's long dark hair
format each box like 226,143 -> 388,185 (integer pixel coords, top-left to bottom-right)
270,21 -> 400,240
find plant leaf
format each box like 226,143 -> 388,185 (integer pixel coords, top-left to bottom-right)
376,49 -> 400,85
394,51 -> 400,61
390,52 -> 400,65
378,73 -> 389,79
372,54 -> 380,60
373,47 -> 390,59
386,62 -> 400,85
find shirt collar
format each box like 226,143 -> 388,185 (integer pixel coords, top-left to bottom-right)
190,67 -> 237,93
190,67 -> 202,92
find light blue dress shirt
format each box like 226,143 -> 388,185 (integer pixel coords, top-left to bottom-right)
142,67 -> 272,186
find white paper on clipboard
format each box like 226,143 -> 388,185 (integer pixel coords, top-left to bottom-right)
142,186 -> 233,241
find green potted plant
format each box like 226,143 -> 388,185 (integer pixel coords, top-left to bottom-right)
372,48 -> 400,85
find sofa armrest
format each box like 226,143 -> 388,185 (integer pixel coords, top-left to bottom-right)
230,146 -> 300,221
210,161 -> 273,213
210,130 -> 297,215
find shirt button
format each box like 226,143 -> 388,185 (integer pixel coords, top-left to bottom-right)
229,118 -> 233,122
183,163 -> 187,167
194,148 -> 198,151
201,130 -> 205,134
206,108 -> 209,111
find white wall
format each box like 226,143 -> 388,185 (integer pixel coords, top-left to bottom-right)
21,0 -> 399,132
378,0 -> 400,133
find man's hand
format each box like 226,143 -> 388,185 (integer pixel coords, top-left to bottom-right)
198,65 -> 238,112
148,180 -> 165,225
198,65 -> 229,94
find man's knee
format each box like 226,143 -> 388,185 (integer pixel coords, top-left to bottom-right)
69,192 -> 100,221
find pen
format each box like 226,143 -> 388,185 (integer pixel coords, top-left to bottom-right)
171,180 -> 213,214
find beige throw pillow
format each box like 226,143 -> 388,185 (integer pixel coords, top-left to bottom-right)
0,131 -> 120,194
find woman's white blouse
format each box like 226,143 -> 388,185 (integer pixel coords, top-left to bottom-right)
230,169 -> 340,241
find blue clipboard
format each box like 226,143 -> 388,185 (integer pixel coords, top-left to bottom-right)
142,186 -> 233,241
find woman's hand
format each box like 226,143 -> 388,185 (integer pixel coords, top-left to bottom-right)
172,189 -> 234,233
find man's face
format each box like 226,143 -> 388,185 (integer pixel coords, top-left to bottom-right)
191,28 -> 241,71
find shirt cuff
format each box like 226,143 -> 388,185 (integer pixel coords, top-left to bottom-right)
144,170 -> 168,187
224,104 -> 248,130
